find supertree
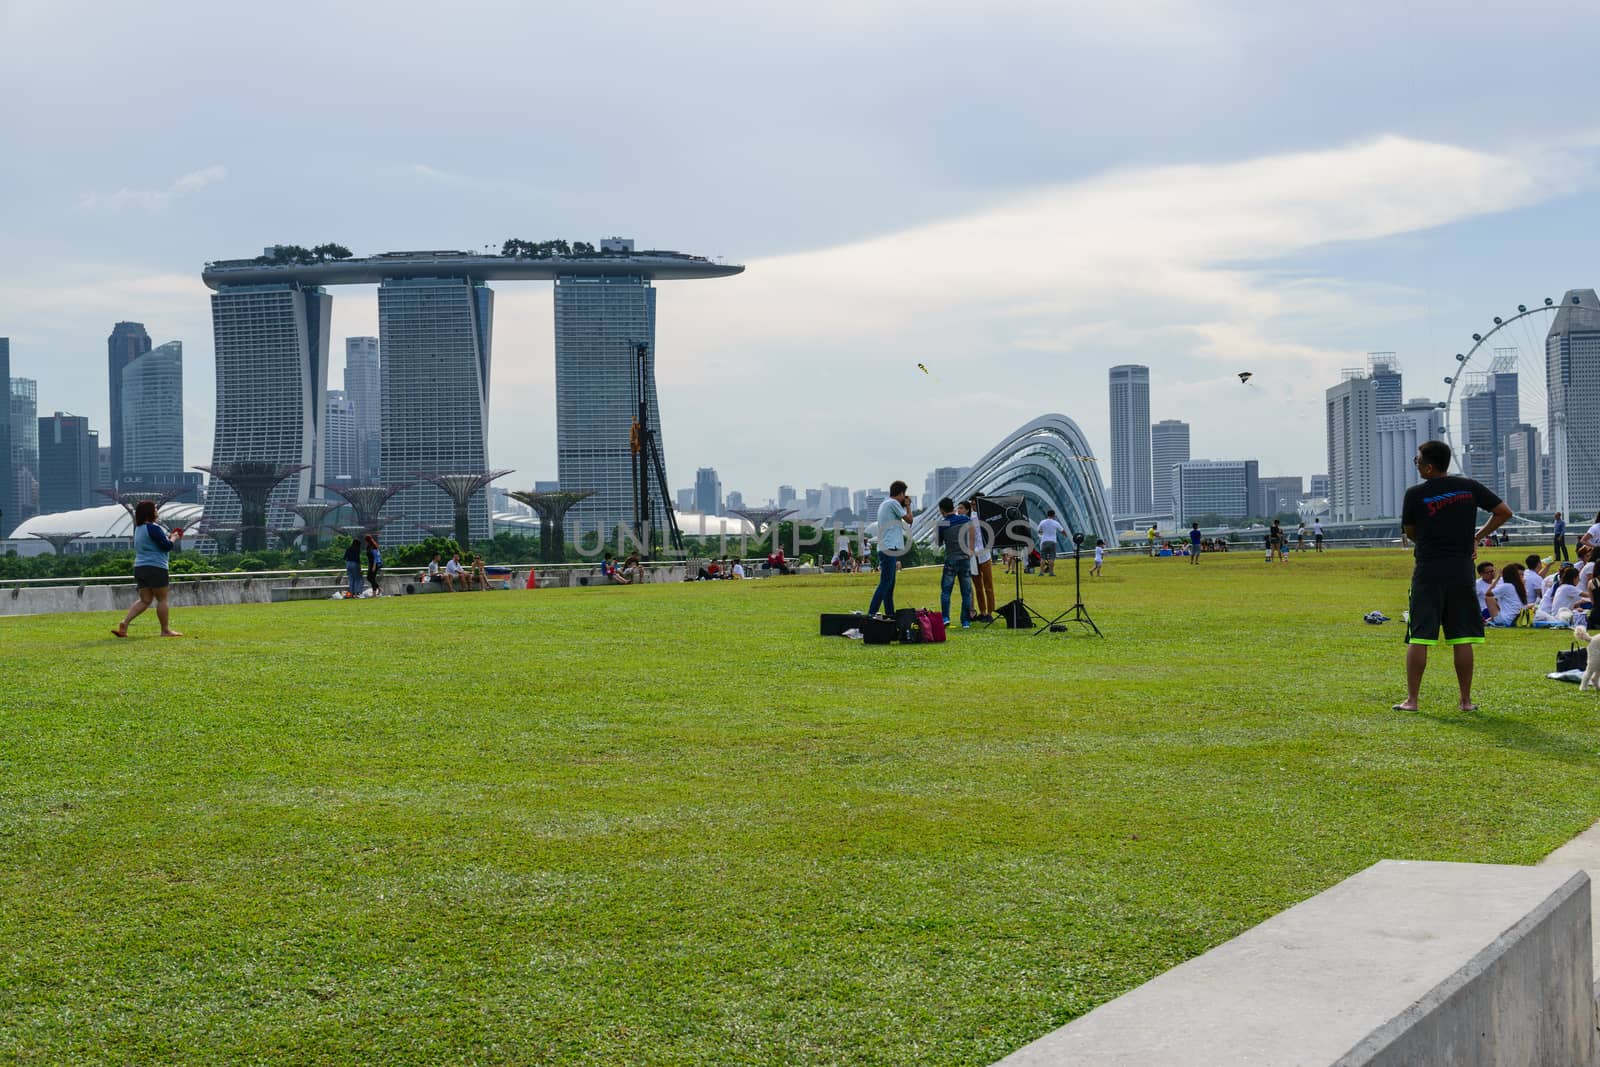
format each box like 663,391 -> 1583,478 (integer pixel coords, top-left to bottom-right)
291,500 -> 344,552
204,524 -> 242,554
271,527 -> 304,552
96,486 -> 188,523
508,489 -> 595,563
413,470 -> 513,550
195,461 -> 309,553
324,483 -> 410,532
30,531 -> 88,556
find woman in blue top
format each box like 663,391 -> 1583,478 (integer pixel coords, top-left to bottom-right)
112,499 -> 185,637
364,534 -> 384,596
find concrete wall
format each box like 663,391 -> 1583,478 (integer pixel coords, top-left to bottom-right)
995,860 -> 1596,1066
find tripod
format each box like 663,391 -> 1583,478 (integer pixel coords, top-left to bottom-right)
1037,540 -> 1103,637
987,544 -> 1046,629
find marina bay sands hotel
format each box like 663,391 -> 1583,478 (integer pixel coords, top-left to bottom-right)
200,240 -> 742,540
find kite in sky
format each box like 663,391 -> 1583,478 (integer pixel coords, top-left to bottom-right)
917,363 -> 930,375
1238,371 -> 1254,385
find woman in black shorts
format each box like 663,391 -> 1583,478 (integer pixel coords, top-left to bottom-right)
113,499 -> 185,637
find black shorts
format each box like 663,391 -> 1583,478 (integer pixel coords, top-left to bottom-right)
134,565 -> 170,590
1405,572 -> 1484,646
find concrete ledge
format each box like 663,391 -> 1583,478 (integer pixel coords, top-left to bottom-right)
996,860 -> 1595,1066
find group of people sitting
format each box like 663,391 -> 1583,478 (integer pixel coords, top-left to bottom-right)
1475,550 -> 1594,628
422,551 -> 491,592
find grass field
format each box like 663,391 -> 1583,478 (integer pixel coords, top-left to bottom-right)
3,548 -> 1598,1064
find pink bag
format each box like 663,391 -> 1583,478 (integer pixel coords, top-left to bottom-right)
915,609 -> 946,643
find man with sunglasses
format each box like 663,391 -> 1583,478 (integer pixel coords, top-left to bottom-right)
1394,440 -> 1513,712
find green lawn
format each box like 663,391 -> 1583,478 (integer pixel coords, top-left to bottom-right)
3,549 -> 1597,1065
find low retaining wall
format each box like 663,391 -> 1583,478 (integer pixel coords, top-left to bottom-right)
996,860 -> 1596,1066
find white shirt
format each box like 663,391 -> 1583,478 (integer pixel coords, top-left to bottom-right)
1313,522 -> 1323,535
1586,523 -> 1600,544
1583,562 -> 1595,590
1524,572 -> 1545,604
428,560 -> 440,576
1038,517 -> 1063,544
876,497 -> 907,552
1094,545 -> 1105,563
1490,580 -> 1527,625
446,558 -> 463,575
1553,582 -> 1583,616
1474,577 -> 1494,613
732,563 -> 746,578
971,520 -> 991,564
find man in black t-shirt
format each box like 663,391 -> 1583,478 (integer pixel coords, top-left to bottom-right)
1394,439 -> 1513,712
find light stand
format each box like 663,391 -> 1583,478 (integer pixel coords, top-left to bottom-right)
987,540 -> 1046,630
1037,536 -> 1103,638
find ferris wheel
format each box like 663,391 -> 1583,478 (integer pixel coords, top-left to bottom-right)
1439,294 -> 1588,514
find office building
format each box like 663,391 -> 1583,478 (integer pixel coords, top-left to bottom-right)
863,489 -> 887,520
9,376 -> 37,530
1257,476 -> 1304,519
821,483 -> 850,517
204,283 -> 331,530
924,466 -> 965,510
344,336 -> 382,482
777,485 -> 796,510
1326,373 -> 1379,522
1503,423 -> 1542,514
1172,459 -> 1259,522
120,340 -> 184,476
380,277 -> 494,541
1375,398 -> 1444,518
0,340 -> 11,535
1546,289 -> 1600,517
1458,353 -> 1518,494
38,413 -> 98,515
324,390 -> 358,482
1309,474 -> 1330,498
1368,353 -> 1403,418
106,321 -> 151,479
804,488 -> 823,517
726,490 -> 744,513
676,487 -> 695,514
1108,365 -> 1152,516
694,467 -> 722,515
1151,419 -> 1190,518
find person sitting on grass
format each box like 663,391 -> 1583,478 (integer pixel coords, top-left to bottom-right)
1474,561 -> 1497,620
1537,565 -> 1583,624
1489,562 -> 1531,627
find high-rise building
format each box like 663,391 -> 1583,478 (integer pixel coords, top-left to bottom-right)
1546,289 -> 1600,517
1458,353 -> 1518,494
1326,372 -> 1379,522
8,376 -> 37,531
120,340 -> 184,476
1309,474 -> 1330,498
1256,476 -> 1305,519
324,389 -> 358,482
38,413 -> 98,515
1150,419 -> 1190,519
379,277 -> 494,542
0,339 -> 11,536
344,336 -> 382,483
694,467 -> 722,515
1108,365 -> 1152,516
822,483 -> 850,517
106,321 -> 151,480
554,274 -> 660,536
804,488 -> 823,517
1172,460 -> 1259,522
96,447 -> 111,490
924,466 -> 965,510
726,490 -> 744,513
1503,424 -> 1542,515
1375,398 -> 1444,518
676,487 -> 695,514
1368,353 -> 1403,418
777,485 -> 796,510
863,489 -> 887,520
204,283 -> 332,530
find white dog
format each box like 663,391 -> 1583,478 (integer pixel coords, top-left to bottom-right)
1577,626 -> 1600,692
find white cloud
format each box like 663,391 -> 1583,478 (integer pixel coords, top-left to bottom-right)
81,164 -> 226,211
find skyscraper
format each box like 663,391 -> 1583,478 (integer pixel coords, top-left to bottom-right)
777,485 -> 796,510
1150,419 -> 1190,519
1172,460 -> 1259,522
1326,373 -> 1379,522
1458,353 -> 1518,495
676,487 -> 695,514
554,274 -> 662,536
0,339 -> 11,536
1503,424 -> 1541,514
120,340 -> 184,476
1108,365 -> 1152,516
1309,474 -> 1330,498
344,336 -> 382,482
324,389 -> 358,482
9,377 -> 37,531
694,467 -> 722,515
379,277 -> 494,541
38,412 -> 97,515
1368,353 -> 1403,418
107,322 -> 152,480
1546,289 -> 1600,517
1375,398 -> 1444,518
204,284 -> 331,530
924,466 -> 965,510
1256,476 -> 1304,519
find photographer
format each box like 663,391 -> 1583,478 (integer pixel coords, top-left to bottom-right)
868,480 -> 912,616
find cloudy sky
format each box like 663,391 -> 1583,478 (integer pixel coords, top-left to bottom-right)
2,1 -> 1596,504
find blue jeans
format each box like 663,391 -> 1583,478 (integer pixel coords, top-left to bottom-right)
868,549 -> 899,615
940,559 -> 973,624
346,560 -> 364,595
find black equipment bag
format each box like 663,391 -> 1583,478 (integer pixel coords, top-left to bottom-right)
1557,642 -> 1588,673
997,599 -> 1035,629
895,608 -> 920,643
861,615 -> 897,645
820,612 -> 865,637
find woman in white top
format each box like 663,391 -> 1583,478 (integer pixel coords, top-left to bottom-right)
1537,566 -> 1583,623
1490,562 -> 1532,626
962,500 -> 996,623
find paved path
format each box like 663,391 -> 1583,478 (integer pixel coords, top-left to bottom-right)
1542,817 -> 1600,985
